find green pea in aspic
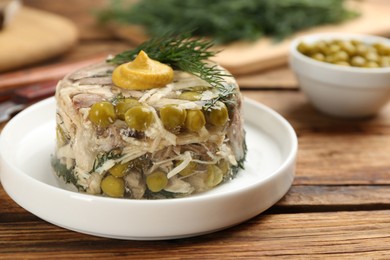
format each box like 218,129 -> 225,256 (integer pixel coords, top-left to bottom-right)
178,161 -> 197,177
101,174 -> 125,198
125,105 -> 154,131
205,101 -> 229,127
159,104 -> 187,131
115,98 -> 140,120
109,162 -> 130,177
146,170 -> 168,192
185,109 -> 206,132
205,164 -> 224,187
178,91 -> 202,101
88,101 -> 117,127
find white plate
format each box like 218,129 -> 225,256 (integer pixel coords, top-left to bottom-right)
0,97 -> 297,240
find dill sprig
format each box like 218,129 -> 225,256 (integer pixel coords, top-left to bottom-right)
51,156 -> 81,189
203,83 -> 237,111
98,0 -> 359,44
107,32 -> 231,90
91,148 -> 122,172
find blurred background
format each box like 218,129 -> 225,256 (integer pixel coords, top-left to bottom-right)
1,0 -> 390,105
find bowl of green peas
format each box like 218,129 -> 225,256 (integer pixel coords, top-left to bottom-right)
289,33 -> 390,118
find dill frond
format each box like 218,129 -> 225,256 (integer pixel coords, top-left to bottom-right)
107,32 -> 231,90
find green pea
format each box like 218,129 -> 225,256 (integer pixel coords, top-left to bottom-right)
109,162 -> 130,177
179,91 -> 202,101
351,56 -> 366,67
299,39 -> 390,68
385,47 -> 390,56
324,55 -> 336,64
365,61 -> 379,68
101,175 -> 125,198
190,85 -> 210,92
373,43 -> 383,54
205,165 -> 223,187
185,109 -> 206,132
365,52 -> 379,62
206,102 -> 229,127
373,43 -> 389,55
115,98 -> 140,120
340,41 -> 356,56
146,171 -> 168,192
160,104 -> 187,130
297,42 -> 312,55
217,159 -> 230,175
310,53 -> 325,62
315,40 -> 328,54
178,161 -> 197,177
356,44 -> 369,56
333,51 -> 349,62
380,56 -> 390,67
88,101 -> 116,127
125,105 -> 154,131
327,44 -> 341,55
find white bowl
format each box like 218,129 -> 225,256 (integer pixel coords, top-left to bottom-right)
0,97 -> 297,240
289,33 -> 390,118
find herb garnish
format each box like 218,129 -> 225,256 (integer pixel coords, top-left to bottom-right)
51,156 -> 81,189
203,83 -> 237,111
98,0 -> 359,44
91,148 -> 122,172
108,32 -> 230,90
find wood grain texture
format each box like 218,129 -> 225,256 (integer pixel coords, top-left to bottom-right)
2,207 -> 390,259
1,1 -> 390,258
236,66 -> 298,89
277,185 -> 390,210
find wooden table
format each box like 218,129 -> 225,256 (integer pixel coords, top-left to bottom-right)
1,1 -> 390,258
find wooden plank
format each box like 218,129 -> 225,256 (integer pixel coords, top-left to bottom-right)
1,210 -> 390,258
3,184 -> 390,225
277,185 -> 390,208
2,183 -> 390,223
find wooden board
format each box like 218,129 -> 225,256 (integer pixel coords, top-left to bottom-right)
0,6 -> 78,72
2,208 -> 390,258
111,0 -> 390,75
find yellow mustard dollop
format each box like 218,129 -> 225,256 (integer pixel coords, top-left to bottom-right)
112,50 -> 174,90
